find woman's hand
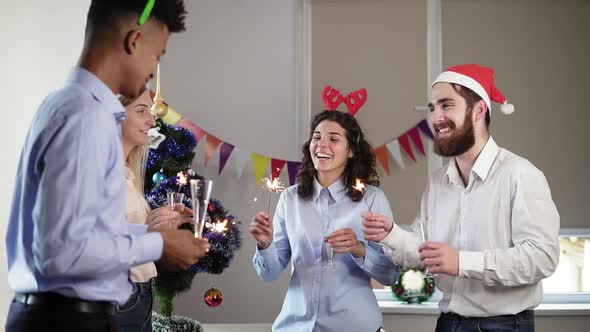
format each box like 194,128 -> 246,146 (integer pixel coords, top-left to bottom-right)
326,228 -> 366,259
146,206 -> 179,231
249,211 -> 273,249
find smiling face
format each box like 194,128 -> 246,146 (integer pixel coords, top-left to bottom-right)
309,120 -> 353,182
121,90 -> 156,148
429,82 -> 477,157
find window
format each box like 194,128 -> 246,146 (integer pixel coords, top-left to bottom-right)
375,228 -> 590,303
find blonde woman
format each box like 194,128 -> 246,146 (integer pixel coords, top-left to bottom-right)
117,90 -> 191,331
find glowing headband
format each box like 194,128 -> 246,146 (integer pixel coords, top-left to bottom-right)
138,0 -> 156,26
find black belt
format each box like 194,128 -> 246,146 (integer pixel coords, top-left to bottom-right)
442,309 -> 534,320
14,292 -> 116,315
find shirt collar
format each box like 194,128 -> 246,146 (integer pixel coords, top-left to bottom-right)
471,136 -> 499,181
65,66 -> 126,123
312,177 -> 347,203
446,136 -> 499,185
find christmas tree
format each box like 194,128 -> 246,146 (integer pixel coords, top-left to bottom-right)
145,118 -> 242,319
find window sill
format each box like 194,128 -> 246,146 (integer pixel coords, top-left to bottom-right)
378,301 -> 590,316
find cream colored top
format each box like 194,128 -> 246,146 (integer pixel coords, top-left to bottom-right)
126,166 -> 158,283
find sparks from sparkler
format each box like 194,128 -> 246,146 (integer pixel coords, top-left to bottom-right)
176,171 -> 187,192
263,175 -> 285,212
352,178 -> 373,216
206,219 -> 230,235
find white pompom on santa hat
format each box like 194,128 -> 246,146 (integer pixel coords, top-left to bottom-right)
432,64 -> 514,115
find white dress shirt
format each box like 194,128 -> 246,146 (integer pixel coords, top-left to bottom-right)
381,137 -> 560,317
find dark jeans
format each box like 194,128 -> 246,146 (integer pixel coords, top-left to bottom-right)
115,281 -> 154,332
435,310 -> 534,332
5,294 -> 117,332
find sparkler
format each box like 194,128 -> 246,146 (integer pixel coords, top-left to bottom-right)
263,176 -> 285,212
176,171 -> 187,192
352,178 -> 373,216
206,219 -> 230,235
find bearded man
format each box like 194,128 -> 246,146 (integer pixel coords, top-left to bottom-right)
362,64 -> 560,332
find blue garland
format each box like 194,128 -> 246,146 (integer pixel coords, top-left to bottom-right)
147,122 -> 197,171
145,171 -> 242,275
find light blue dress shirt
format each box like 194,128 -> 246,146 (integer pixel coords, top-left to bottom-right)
6,67 -> 163,305
253,178 -> 399,332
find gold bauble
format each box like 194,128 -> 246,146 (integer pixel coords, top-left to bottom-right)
150,62 -> 168,118
151,100 -> 168,117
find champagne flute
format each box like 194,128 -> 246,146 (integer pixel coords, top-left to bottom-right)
419,219 -> 434,278
190,179 -> 213,238
167,192 -> 185,228
324,224 -> 336,272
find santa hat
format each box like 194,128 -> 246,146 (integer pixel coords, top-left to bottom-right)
432,64 -> 514,115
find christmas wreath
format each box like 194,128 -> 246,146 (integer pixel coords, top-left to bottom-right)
392,268 -> 435,304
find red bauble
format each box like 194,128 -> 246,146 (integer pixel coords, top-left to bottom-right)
204,287 -> 223,307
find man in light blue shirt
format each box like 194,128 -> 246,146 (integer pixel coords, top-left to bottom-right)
5,1 -> 209,331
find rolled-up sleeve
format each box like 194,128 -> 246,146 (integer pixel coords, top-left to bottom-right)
353,188 -> 399,285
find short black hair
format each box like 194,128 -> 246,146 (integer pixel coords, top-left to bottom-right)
87,0 -> 187,34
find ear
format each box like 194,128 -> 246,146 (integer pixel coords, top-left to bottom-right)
348,149 -> 354,158
473,100 -> 487,122
123,29 -> 142,55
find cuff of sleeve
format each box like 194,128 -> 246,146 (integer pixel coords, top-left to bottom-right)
128,223 -> 148,235
459,251 -> 484,279
255,241 -> 278,261
353,243 -> 372,269
380,223 -> 407,249
136,232 -> 164,266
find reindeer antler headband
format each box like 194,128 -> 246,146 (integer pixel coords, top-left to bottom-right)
321,85 -> 368,116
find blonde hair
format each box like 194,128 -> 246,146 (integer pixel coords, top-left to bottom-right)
119,95 -> 149,195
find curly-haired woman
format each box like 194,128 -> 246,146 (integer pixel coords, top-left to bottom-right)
250,110 -> 399,332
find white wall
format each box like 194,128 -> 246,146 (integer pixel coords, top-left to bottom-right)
157,0 -> 305,323
0,0 -> 302,325
0,0 -> 91,327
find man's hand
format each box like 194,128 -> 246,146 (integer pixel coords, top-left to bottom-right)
361,212 -> 394,242
159,229 -> 210,271
419,241 -> 459,276
249,211 -> 273,250
326,228 -> 365,258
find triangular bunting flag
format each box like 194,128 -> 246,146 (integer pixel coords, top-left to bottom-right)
287,161 -> 301,186
398,134 -> 416,162
161,105 -> 182,125
417,119 -> 434,140
408,127 -> 426,156
233,147 -> 251,179
219,142 -> 235,175
386,139 -> 406,170
178,118 -> 208,143
374,145 -> 390,176
271,159 -> 287,179
204,134 -> 222,166
251,153 -> 271,185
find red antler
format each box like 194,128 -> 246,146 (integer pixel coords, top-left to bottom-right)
344,88 -> 367,116
322,85 -> 344,110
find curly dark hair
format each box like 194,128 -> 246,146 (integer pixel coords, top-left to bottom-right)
87,0 -> 187,34
296,111 -> 379,202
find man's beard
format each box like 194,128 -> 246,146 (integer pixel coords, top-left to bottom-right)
434,109 -> 475,157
